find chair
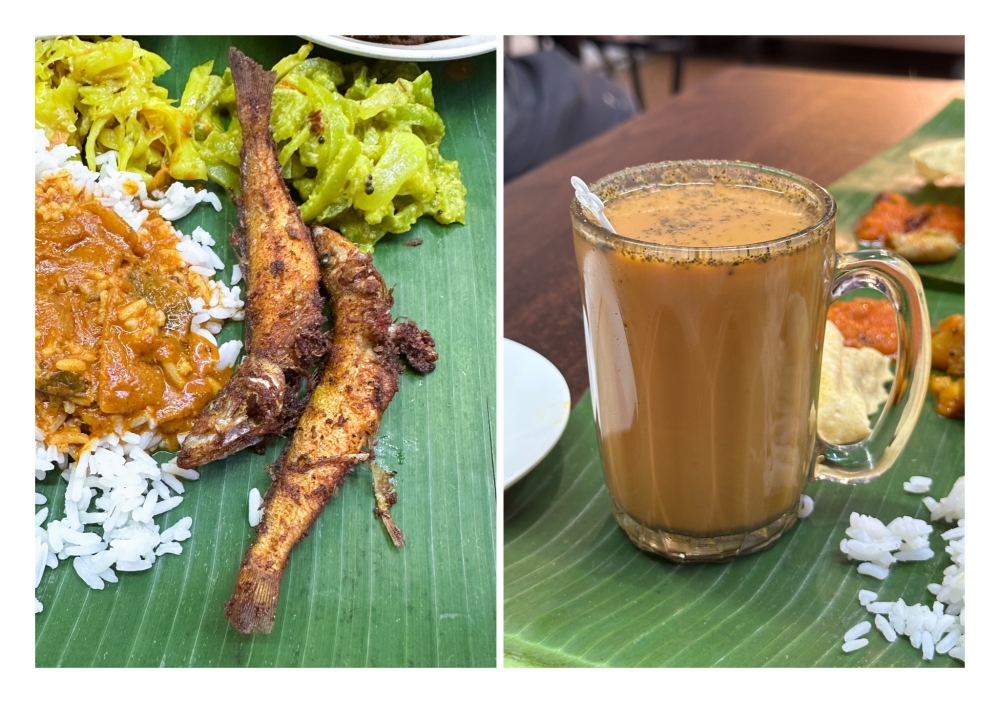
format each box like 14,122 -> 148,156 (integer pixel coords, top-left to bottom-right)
547,36 -> 687,109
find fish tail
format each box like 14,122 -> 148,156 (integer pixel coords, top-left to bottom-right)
380,513 -> 405,548
224,556 -> 284,634
229,47 -> 276,136
371,463 -> 405,547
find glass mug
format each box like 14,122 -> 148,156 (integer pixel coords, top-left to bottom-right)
571,161 -> 931,562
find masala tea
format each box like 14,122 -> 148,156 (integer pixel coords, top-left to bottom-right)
571,161 -> 931,561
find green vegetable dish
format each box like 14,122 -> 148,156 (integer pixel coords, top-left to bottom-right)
35,37 -> 467,252
184,43 -> 466,251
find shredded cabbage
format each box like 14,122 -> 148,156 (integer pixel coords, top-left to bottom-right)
35,38 -> 466,250
35,36 -> 203,186
181,43 -> 466,251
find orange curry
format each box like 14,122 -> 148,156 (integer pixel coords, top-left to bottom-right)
35,172 -> 232,451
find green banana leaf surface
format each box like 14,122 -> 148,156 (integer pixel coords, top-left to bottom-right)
503,103 -> 965,668
35,36 -> 496,668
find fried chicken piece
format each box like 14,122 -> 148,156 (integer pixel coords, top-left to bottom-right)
224,226 -> 436,634
177,48 -> 328,469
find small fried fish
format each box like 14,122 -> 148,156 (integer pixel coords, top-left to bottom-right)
177,48 -> 327,469
224,226 -> 436,634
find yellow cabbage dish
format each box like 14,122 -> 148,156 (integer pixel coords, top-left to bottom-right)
35,36 -> 203,186
35,38 -> 466,250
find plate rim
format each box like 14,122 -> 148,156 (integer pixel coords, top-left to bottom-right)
299,35 -> 497,62
503,338 -> 571,491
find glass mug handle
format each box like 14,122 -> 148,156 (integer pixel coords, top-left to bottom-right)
813,249 -> 932,484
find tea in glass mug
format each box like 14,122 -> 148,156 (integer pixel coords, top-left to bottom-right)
571,161 -> 930,561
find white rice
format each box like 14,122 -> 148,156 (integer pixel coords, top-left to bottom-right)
798,494 -> 814,519
34,131 -> 244,613
921,631 -> 934,660
874,614 -> 896,642
841,511 -> 934,576
842,638 -> 868,653
844,621 -> 871,642
858,589 -> 878,606
839,477 -> 965,662
35,433 -> 198,610
217,340 -> 244,372
142,180 -> 222,221
857,562 -> 890,580
922,476 -> 964,523
248,488 -> 264,527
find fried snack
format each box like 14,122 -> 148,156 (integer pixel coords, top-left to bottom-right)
910,139 -> 965,182
818,321 -> 894,445
835,228 -> 859,254
854,193 -> 965,263
224,226 -> 436,634
886,228 -> 959,264
177,49 -> 328,469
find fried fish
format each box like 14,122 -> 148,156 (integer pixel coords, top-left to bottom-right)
177,48 -> 327,469
224,226 -> 437,634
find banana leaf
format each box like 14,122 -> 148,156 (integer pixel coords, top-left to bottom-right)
35,36 -> 496,668
503,101 -> 966,667
504,289 -> 962,668
831,99 -> 964,293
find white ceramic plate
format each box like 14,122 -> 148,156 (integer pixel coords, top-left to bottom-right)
299,35 -> 496,62
504,339 -> 571,490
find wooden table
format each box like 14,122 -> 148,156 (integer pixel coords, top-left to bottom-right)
504,66 -> 964,403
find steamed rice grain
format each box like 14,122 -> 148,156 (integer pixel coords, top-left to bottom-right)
842,638 -> 868,653
844,621 -> 871,642
838,476 -> 965,664
874,614 -> 896,642
248,488 -> 264,527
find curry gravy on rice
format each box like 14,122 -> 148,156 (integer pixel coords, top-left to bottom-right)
35,170 -> 233,453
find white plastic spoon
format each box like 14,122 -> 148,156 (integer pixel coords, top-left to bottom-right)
571,176 -> 617,234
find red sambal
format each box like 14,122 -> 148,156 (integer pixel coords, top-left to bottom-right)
827,298 -> 898,356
